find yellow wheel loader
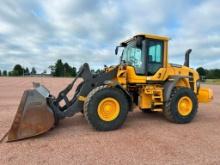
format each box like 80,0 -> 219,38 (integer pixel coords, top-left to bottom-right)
4,34 -> 213,142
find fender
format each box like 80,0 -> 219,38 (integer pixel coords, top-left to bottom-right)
104,80 -> 133,111
163,75 -> 190,102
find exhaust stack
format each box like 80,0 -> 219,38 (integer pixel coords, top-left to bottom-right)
184,49 -> 192,67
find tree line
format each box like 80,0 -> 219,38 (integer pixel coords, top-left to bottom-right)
196,67 -> 220,79
0,65 -> 37,76
0,59 -> 77,77
49,59 -> 77,77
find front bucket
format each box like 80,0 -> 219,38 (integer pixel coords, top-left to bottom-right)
7,86 -> 55,142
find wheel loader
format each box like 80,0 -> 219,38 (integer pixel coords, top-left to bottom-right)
3,34 -> 213,142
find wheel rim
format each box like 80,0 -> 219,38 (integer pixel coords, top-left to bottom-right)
97,97 -> 120,121
177,96 -> 193,116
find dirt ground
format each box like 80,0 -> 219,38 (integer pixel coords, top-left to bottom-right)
0,77 -> 219,165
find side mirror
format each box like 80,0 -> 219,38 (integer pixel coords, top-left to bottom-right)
115,46 -> 119,55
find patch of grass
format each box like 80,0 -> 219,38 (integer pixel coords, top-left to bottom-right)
204,79 -> 220,85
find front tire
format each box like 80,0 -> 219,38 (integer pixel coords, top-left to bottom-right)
84,86 -> 129,131
163,87 -> 198,123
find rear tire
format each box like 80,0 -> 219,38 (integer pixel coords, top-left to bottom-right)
163,87 -> 198,123
84,85 -> 129,131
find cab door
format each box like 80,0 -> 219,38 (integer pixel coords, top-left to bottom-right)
146,40 -> 164,76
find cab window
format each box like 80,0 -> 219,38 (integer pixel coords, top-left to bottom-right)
122,44 -> 145,74
147,40 -> 163,75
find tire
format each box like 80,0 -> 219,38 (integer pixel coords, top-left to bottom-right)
84,85 -> 129,131
163,87 -> 198,124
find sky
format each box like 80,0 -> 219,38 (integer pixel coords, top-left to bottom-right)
0,0 -> 220,73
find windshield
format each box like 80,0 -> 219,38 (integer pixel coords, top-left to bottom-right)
120,43 -> 145,74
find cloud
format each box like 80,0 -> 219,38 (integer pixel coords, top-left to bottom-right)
0,0 -> 219,73
169,0 -> 220,68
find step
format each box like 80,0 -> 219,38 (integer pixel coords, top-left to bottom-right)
153,102 -> 163,106
152,96 -> 162,99
152,108 -> 163,112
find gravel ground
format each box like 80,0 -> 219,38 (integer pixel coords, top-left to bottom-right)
0,77 -> 219,165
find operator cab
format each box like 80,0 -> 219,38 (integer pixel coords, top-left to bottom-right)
115,34 -> 169,76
